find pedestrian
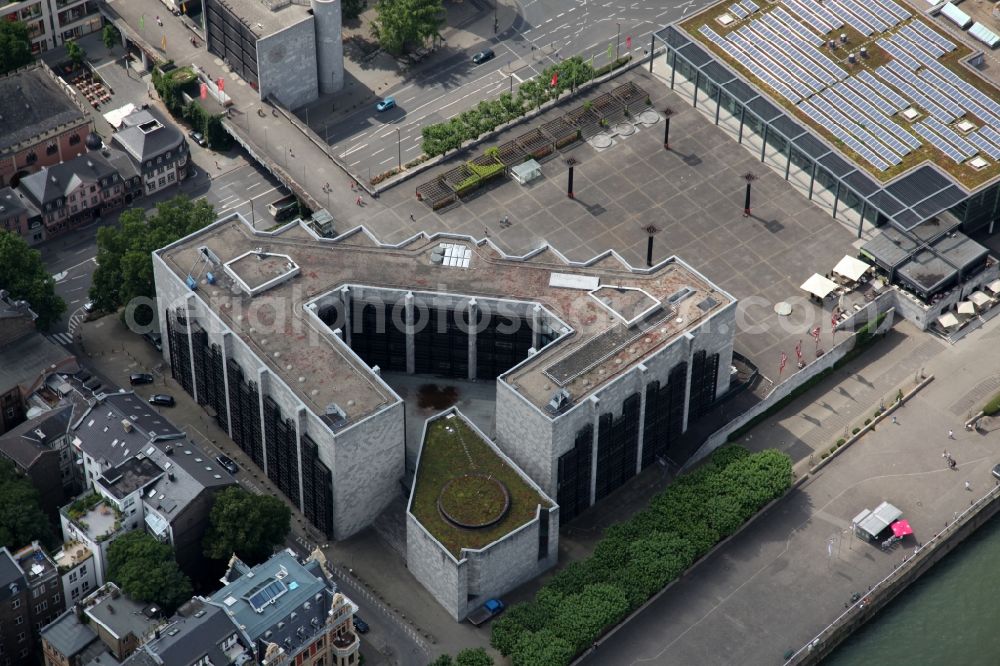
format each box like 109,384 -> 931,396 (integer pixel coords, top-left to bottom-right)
350,181 -> 356,191
966,481 -> 971,491
891,415 -> 897,424
409,214 -> 415,222
355,195 -> 362,206
942,450 -> 950,458
215,160 -> 220,170
948,429 -> 955,439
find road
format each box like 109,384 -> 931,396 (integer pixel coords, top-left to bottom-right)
325,0 -> 707,179
39,147 -> 283,345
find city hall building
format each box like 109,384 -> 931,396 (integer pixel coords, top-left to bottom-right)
654,1 -> 1000,240
153,214 -> 736,539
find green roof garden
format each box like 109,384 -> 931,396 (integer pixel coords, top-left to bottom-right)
410,412 -> 550,557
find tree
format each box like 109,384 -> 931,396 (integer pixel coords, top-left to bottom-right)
102,24 -> 121,52
0,461 -> 56,549
370,0 -> 444,55
455,648 -> 493,666
511,629 -> 574,666
0,231 -> 65,330
428,656 -> 453,666
65,39 -> 86,70
90,196 -> 215,312
106,532 -> 193,613
203,487 -> 291,565
343,0 -> 366,20
0,21 -> 32,76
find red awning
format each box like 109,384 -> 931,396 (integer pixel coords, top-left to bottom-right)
891,519 -> 913,537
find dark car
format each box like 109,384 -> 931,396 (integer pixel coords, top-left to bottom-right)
143,331 -> 163,352
148,394 -> 175,407
129,373 -> 154,386
353,615 -> 369,634
472,48 -> 495,64
188,129 -> 207,147
993,463 -> 1000,481
216,455 -> 238,475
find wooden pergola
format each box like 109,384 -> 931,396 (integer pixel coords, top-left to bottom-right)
515,128 -> 554,161
591,92 -> 626,124
415,177 -> 457,210
563,105 -> 602,139
612,81 -> 650,117
494,140 -> 528,169
540,117 -> 579,149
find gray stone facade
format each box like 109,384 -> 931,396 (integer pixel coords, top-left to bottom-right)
151,248 -> 404,539
405,410 -> 559,621
257,17 -> 320,110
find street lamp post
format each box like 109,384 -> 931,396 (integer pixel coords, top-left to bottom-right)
742,172 -> 758,217
616,23 -> 621,61
663,107 -> 675,150
565,158 -> 577,199
643,224 -> 661,267
395,127 -> 402,170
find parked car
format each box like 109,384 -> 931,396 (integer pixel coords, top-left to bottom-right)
148,394 -> 175,407
992,463 -> 1000,481
143,331 -> 163,352
83,301 -> 95,313
472,48 -> 495,64
352,615 -> 369,634
188,129 -> 207,147
467,598 -> 504,626
129,373 -> 154,386
375,97 -> 396,112
216,455 -> 238,475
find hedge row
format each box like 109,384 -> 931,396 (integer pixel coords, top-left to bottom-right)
420,55 -> 631,157
490,445 -> 793,665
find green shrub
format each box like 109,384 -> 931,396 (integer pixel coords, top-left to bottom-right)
984,391 -> 1000,416
491,446 -> 792,664
821,452 -> 829,459
852,427 -> 861,435
836,438 -> 846,447
864,418 -> 872,426
830,446 -> 837,454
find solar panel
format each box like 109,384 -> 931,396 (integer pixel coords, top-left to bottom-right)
981,126 -> 1000,151
800,101 -> 892,170
967,132 -> 1000,160
815,92 -> 902,163
842,0 -> 890,32
858,70 -> 909,111
877,38 -> 920,71
925,117 -> 977,156
873,0 -> 911,20
728,32 -> 814,98
899,26 -> 945,58
796,0 -> 843,29
825,1 -> 874,35
835,82 -> 922,149
887,60 -> 964,120
700,26 -> 802,102
730,3 -> 748,19
826,88 -> 912,156
860,0 -> 900,28
911,19 -> 955,51
769,10 -> 848,78
919,70 -> 1000,129
741,0 -> 760,12
771,8 -> 825,46
844,76 -> 897,116
878,65 -> 954,123
914,122 -> 967,163
785,0 -> 836,34
752,22 -> 837,85
739,26 -> 823,91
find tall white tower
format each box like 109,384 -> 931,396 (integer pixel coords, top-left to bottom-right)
311,0 -> 345,94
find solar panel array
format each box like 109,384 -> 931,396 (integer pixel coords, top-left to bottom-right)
696,0 -> 1000,173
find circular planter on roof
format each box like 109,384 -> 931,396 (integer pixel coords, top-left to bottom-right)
437,474 -> 510,529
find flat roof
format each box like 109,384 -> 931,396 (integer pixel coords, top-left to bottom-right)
409,410 -> 551,557
209,0 -> 312,38
675,0 -> 1000,195
156,215 -> 733,421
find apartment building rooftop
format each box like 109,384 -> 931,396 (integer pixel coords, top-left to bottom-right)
0,63 -> 87,154
156,214 -> 733,421
209,0 -> 313,38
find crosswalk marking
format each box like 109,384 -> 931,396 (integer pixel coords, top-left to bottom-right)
47,332 -> 73,345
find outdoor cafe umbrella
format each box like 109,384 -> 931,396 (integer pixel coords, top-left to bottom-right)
891,519 -> 913,537
801,273 -> 838,300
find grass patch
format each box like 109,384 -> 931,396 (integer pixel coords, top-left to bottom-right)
411,417 -> 549,556
984,391 -> 1000,416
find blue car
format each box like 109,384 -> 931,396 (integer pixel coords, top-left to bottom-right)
376,97 -> 396,112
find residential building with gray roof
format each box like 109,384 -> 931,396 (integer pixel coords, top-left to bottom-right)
110,109 -> 189,196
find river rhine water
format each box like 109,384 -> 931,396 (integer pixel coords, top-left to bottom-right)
826,513 -> 1000,665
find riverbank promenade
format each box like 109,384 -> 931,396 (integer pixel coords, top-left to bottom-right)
582,319 -> 1000,665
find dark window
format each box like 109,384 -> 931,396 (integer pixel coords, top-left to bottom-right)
689,351 -> 720,420
25,152 -> 37,165
46,144 -> 57,155
537,508 -> 549,561
595,393 -> 640,500
557,425 -> 593,522
68,134 -> 80,146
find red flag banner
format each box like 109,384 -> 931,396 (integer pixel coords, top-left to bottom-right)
779,351 -> 787,375
811,326 -> 821,340
200,83 -> 207,99
217,78 -> 225,92
795,340 -> 802,361
831,312 -> 839,329
626,35 -> 632,49
550,72 -> 558,87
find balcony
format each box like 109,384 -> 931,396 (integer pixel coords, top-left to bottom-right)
330,630 -> 359,658
54,540 -> 93,574
61,493 -> 123,543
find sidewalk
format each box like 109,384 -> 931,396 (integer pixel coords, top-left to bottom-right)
578,319 -> 1000,665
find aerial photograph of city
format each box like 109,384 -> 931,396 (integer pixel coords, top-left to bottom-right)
3,0 -> 1000,663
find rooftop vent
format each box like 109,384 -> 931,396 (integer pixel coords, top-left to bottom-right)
667,287 -> 693,305
546,388 -> 572,415
324,403 -> 347,429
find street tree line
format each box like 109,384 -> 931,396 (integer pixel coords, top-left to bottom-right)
489,446 -> 793,665
420,55 -> 631,158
